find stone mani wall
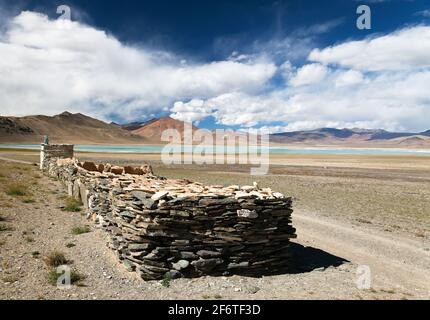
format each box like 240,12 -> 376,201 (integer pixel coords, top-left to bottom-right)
42,145 -> 296,280
40,144 -> 74,170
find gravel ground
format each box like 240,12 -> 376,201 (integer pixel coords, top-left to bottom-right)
0,158 -> 429,300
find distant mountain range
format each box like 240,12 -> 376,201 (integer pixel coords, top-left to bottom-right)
270,128 -> 430,146
113,117 -> 199,142
0,112 -> 145,144
1,111 -> 429,147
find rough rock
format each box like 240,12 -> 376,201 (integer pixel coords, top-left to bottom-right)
237,209 -> 259,219
41,147 -> 296,281
111,166 -> 124,175
172,260 -> 190,271
81,161 -> 98,172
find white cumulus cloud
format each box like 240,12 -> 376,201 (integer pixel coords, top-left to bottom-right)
289,63 -> 328,87
0,11 -> 276,122
170,99 -> 210,124
172,25 -> 430,133
1,10 -> 430,133
334,70 -> 364,87
309,26 -> 430,72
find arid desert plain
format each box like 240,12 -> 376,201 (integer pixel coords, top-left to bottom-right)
0,148 -> 429,300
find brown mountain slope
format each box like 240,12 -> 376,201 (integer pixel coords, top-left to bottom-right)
131,117 -> 198,142
0,112 -> 146,144
270,128 -> 430,146
394,136 -> 430,147
119,118 -> 158,131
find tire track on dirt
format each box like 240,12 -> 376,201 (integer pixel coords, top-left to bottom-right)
293,212 -> 430,298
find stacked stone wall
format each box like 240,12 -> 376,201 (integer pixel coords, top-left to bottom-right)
42,145 -> 296,280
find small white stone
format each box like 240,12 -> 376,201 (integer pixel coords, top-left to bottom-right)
151,191 -> 169,201
234,191 -> 251,199
237,209 -> 258,219
172,260 -> 190,271
249,191 -> 264,199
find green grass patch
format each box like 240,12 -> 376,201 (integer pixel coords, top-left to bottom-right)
161,273 -> 172,288
47,268 -> 86,287
0,223 -> 13,232
64,197 -> 82,212
71,225 -> 91,235
44,251 -> 69,268
5,184 -> 29,197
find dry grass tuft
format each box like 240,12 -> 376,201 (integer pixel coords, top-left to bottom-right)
71,225 -> 91,235
44,251 -> 69,268
0,200 -> 13,208
0,223 -> 13,232
415,231 -> 426,238
22,198 -> 36,204
47,268 -> 86,287
5,183 -> 29,197
1,273 -> 21,284
64,197 -> 82,212
356,218 -> 373,224
25,235 -> 35,243
161,273 -> 172,288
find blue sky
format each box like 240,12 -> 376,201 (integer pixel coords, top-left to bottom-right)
5,0 -> 428,62
0,0 -> 430,132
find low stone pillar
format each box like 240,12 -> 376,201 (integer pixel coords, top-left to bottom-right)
40,143 -> 74,171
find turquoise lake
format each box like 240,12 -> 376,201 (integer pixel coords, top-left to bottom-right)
1,144 -> 430,156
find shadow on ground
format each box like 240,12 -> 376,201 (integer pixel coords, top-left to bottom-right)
286,242 -> 349,274
230,242 -> 349,278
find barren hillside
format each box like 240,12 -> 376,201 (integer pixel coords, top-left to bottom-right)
131,117 -> 198,142
0,112 -> 146,144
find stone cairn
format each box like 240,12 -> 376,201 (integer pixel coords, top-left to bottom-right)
41,146 -> 296,280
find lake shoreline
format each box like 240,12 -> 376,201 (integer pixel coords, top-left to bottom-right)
1,143 -> 430,156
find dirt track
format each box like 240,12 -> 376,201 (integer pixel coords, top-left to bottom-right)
294,212 -> 430,298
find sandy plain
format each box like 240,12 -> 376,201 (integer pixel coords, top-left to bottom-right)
0,148 -> 429,300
